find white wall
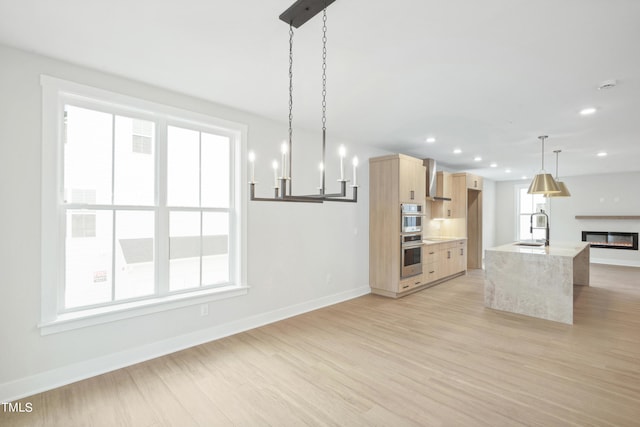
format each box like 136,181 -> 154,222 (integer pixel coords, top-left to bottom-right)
0,44 -> 387,401
495,173 -> 640,266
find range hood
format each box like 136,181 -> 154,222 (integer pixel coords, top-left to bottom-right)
423,158 -> 451,201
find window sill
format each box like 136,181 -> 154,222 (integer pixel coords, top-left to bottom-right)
38,285 -> 249,336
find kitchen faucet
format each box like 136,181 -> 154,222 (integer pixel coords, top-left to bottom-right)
530,209 -> 550,246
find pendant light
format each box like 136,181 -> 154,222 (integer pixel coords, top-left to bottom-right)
527,135 -> 560,194
545,150 -> 571,197
248,0 -> 357,203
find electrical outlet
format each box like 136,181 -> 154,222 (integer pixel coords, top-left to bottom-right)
200,304 -> 209,316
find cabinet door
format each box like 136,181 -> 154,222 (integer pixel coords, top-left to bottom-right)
399,157 -> 426,203
451,174 -> 467,218
455,241 -> 467,273
431,200 -> 452,219
398,158 -> 412,202
413,162 -> 426,202
437,171 -> 452,198
439,245 -> 452,278
467,174 -> 483,190
399,157 -> 417,202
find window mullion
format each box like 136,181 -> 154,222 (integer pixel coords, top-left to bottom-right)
199,132 -> 203,287
157,119 -> 170,296
111,115 -> 116,302
57,101 -> 68,315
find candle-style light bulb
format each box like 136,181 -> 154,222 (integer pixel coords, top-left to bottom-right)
338,145 -> 346,181
352,156 -> 359,186
272,160 -> 279,188
280,141 -> 288,179
319,162 -> 324,189
248,151 -> 256,183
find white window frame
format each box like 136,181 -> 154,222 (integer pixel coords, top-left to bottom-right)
40,75 -> 248,335
514,184 -> 550,242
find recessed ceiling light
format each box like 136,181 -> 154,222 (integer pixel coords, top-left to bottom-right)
505,169 -> 512,173
521,175 -> 527,180
598,79 -> 617,90
474,156 -> 482,162
490,162 -> 497,168
580,107 -> 597,116
453,148 -> 462,154
597,151 -> 608,157
426,137 -> 436,143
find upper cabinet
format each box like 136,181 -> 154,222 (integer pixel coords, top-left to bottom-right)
399,155 -> 426,203
436,171 -> 452,199
466,173 -> 483,190
431,171 -> 452,218
451,174 -> 467,218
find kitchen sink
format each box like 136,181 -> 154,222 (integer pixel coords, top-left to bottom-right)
513,241 -> 545,247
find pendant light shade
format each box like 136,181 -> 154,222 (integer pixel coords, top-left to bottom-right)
528,173 -> 560,194
527,135 -> 560,194
545,150 -> 571,197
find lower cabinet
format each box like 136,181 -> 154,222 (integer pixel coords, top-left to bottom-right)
423,239 -> 467,285
398,275 -> 426,293
423,246 -> 439,283
376,239 -> 467,298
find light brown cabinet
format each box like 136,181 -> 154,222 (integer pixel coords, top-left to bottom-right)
399,156 -> 426,203
423,246 -> 439,283
422,239 -> 467,285
451,174 -> 467,218
369,154 -> 426,297
439,240 -> 466,278
431,171 -> 452,219
467,174 -> 483,190
452,173 -> 483,270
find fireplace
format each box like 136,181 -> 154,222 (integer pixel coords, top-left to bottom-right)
582,231 -> 639,250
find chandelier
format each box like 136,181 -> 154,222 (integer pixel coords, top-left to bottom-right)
248,0 -> 358,203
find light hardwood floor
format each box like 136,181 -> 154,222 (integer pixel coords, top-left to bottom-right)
3,264 -> 640,426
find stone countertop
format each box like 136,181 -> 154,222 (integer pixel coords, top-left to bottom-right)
486,241 -> 589,258
422,237 -> 467,245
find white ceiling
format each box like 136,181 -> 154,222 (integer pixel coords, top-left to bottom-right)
1,0 -> 639,180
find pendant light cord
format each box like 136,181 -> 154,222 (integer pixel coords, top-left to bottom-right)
322,9 -> 327,134
321,8 -> 327,192
288,23 -> 294,194
539,135 -> 547,171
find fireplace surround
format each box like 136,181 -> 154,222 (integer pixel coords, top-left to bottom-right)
581,231 -> 639,250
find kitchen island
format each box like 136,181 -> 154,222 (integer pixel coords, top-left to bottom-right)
484,241 -> 590,324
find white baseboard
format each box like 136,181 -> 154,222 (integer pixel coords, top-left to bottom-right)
0,286 -> 371,403
591,258 -> 640,267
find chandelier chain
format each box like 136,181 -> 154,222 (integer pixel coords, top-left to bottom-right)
322,8 -> 327,131
289,23 -> 294,147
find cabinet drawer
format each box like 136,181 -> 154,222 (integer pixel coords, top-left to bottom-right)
423,247 -> 439,263
399,276 -> 424,292
424,263 -> 439,283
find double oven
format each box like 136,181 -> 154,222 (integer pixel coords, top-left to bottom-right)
401,203 -> 425,278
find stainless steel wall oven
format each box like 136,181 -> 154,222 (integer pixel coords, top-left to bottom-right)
401,203 -> 424,233
401,233 -> 424,278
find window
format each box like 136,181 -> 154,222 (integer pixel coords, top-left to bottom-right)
515,185 -> 549,242
40,76 -> 247,334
